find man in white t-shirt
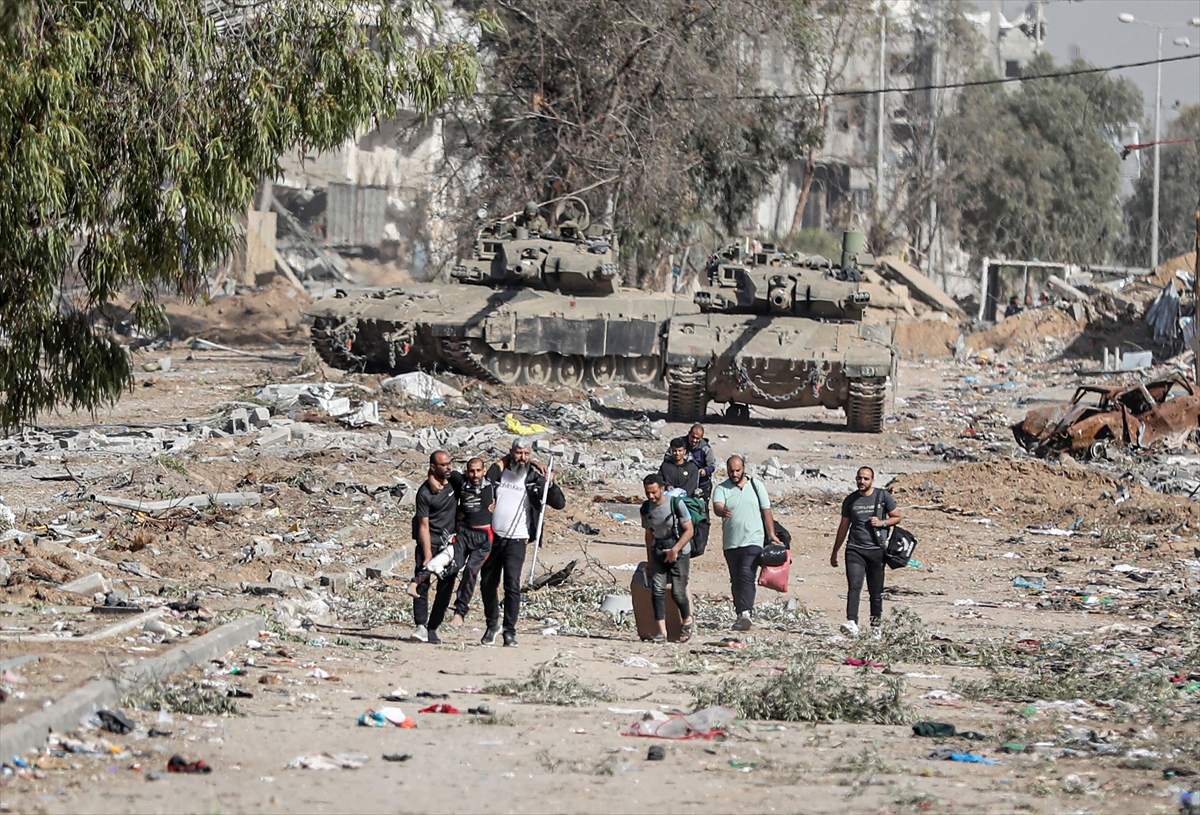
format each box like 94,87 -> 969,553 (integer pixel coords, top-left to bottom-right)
479,438 -> 565,647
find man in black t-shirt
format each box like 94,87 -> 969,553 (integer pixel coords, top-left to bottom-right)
449,457 -> 495,628
830,466 -> 901,637
407,450 -> 461,644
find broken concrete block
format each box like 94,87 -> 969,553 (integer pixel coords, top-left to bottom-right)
317,396 -> 352,417
60,572 -> 110,596
269,569 -> 308,589
386,429 -> 412,449
228,408 -> 250,434
549,444 -> 566,456
157,357 -> 172,373
319,574 -> 348,594
289,422 -> 313,441
249,406 -> 271,427
0,557 -> 11,585
626,449 -> 644,463
572,451 -> 595,467
533,439 -> 552,453
255,426 -> 291,447
246,537 -> 275,558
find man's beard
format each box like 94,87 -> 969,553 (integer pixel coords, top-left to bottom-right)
506,459 -> 529,479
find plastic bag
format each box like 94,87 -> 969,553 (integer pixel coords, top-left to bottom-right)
758,551 -> 791,593
624,706 -> 736,739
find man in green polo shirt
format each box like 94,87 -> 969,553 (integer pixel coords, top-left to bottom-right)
713,455 -> 781,631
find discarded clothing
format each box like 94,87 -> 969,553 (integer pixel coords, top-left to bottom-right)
419,703 -> 461,714
912,721 -> 957,738
167,755 -> 213,774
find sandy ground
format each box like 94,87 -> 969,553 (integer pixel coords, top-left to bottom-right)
2,315 -> 1199,814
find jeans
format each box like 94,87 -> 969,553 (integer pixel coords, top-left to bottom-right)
481,536 -> 527,636
724,545 -> 762,615
412,535 -> 464,631
648,549 -> 691,621
452,525 -> 493,619
845,546 -> 885,625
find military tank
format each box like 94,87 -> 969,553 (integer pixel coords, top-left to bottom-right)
662,236 -> 895,432
309,198 -> 698,387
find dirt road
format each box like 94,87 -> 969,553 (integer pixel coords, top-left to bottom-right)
1,341 -> 1197,815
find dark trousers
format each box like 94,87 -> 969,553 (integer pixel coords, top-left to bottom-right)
481,536 -> 527,636
845,546 -> 885,625
412,536 -> 464,630
452,525 -> 492,618
724,545 -> 762,615
648,549 -> 691,621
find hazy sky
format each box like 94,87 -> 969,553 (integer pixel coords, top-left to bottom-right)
1003,0 -> 1200,129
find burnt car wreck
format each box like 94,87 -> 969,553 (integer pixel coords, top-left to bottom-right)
1012,375 -> 1200,459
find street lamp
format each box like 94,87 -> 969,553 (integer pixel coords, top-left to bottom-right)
1119,13 -> 1200,270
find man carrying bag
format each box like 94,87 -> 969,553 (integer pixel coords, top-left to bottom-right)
830,466 -> 902,638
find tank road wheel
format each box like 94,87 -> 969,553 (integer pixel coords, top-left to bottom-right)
624,355 -> 661,385
488,352 -> 522,385
666,366 -> 709,422
522,354 -> 553,385
846,378 -> 887,433
586,356 -> 619,387
553,355 -> 586,388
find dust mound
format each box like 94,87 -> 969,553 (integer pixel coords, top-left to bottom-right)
965,308 -> 1083,355
888,458 -> 1200,531
895,319 -> 960,358
164,275 -> 310,346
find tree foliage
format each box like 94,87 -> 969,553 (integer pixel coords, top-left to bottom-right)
1123,104 -> 1200,267
455,0 -> 820,284
939,52 -> 1141,264
0,0 -> 484,429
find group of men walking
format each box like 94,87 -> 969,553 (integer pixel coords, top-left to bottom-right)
405,424 -> 902,646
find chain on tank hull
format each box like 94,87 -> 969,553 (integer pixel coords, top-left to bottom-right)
662,313 -> 893,432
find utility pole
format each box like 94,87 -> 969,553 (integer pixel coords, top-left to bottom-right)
926,1 -> 941,275
874,11 -> 887,220
1151,27 -> 1163,270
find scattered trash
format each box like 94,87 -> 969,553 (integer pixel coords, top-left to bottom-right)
96,709 -> 136,735
844,658 -> 886,669
625,706 -> 735,740
286,753 -> 367,770
647,745 -> 665,761
167,755 -> 213,774
382,753 -> 412,763
418,703 -> 461,714
381,687 -> 409,701
912,721 -> 956,737
569,521 -> 599,536
622,656 -> 659,669
1012,575 -> 1046,589
928,749 -> 997,764
767,442 -> 789,451
608,512 -> 627,521
467,704 -> 494,715
504,414 -> 548,435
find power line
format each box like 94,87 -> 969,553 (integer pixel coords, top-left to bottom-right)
671,52 -> 1200,102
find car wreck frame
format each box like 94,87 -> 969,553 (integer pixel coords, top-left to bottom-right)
1012,374 -> 1200,459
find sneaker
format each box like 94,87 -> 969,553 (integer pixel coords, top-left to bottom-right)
410,624 -> 428,643
840,620 -> 860,637
733,611 -> 752,632
481,626 -> 500,646
427,628 -> 442,645
502,633 -> 518,648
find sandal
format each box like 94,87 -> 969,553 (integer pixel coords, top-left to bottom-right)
679,623 -> 693,644
652,633 -> 667,644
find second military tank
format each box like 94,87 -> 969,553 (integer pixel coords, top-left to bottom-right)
662,236 -> 895,432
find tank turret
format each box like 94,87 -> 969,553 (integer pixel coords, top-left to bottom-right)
695,241 -> 871,320
451,197 -> 620,295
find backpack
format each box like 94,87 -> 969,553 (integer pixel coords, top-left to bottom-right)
640,496 -> 708,557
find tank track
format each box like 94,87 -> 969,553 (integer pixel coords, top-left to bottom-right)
846,378 -> 887,433
310,316 -> 365,371
666,365 -> 709,422
439,338 -> 500,385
